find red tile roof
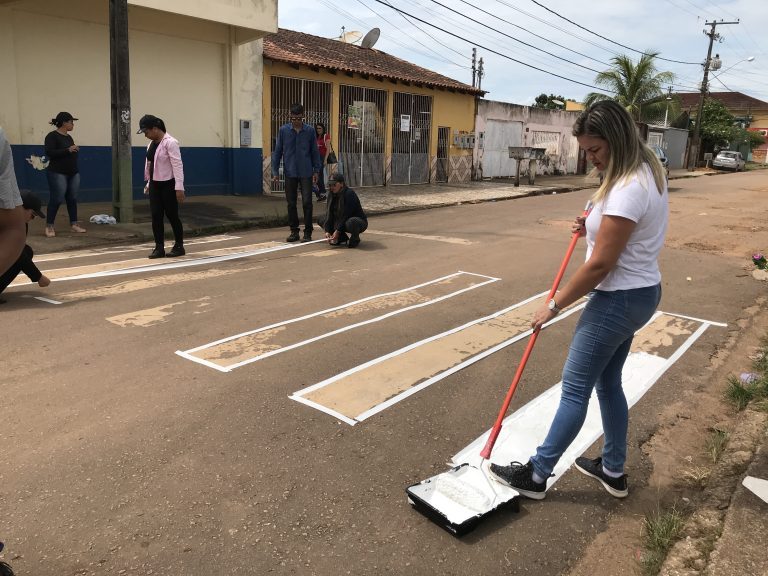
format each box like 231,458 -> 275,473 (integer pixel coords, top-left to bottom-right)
676,91 -> 768,111
264,28 -> 483,96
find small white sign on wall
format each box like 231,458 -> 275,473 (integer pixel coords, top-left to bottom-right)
400,114 -> 411,132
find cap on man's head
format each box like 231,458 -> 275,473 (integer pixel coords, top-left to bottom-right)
330,173 -> 346,185
21,191 -> 45,218
137,114 -> 163,134
53,112 -> 78,125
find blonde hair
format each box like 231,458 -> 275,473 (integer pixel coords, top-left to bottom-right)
573,100 -> 666,204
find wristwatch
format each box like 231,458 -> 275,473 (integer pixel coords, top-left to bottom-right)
548,298 -> 561,314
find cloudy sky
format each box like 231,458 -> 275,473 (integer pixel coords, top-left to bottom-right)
276,0 -> 768,105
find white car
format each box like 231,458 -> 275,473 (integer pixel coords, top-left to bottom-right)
713,151 -> 746,171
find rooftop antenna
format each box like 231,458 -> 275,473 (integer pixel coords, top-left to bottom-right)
338,26 -> 362,44
361,27 -> 380,49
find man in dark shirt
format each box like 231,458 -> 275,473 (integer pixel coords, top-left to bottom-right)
0,191 -> 51,303
271,103 -> 322,243
321,173 -> 367,248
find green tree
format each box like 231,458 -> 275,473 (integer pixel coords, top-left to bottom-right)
698,99 -> 735,153
532,93 -> 573,109
584,52 -> 674,120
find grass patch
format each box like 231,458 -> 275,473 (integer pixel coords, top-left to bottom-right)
726,337 -> 768,410
705,428 -> 730,463
725,375 -> 760,410
640,505 -> 687,576
680,466 -> 710,489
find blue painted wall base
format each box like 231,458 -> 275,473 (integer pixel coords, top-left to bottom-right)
11,145 -> 263,202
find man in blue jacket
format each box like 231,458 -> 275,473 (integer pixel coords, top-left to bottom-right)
271,103 -> 322,243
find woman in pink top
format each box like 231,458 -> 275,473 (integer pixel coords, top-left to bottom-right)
137,115 -> 185,259
314,123 -> 330,201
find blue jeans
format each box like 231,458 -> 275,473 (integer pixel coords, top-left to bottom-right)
530,284 -> 662,478
46,171 -> 80,226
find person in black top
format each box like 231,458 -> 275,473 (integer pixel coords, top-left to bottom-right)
0,191 -> 51,303
44,112 -> 86,237
321,173 -> 367,248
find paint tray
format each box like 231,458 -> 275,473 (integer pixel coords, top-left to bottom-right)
406,463 -> 520,536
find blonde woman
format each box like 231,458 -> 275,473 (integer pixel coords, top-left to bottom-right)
490,100 -> 669,500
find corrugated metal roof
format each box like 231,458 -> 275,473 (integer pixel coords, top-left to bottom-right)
676,91 -> 768,111
264,28 -> 483,96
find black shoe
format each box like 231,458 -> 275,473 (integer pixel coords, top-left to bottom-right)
574,456 -> 628,498
301,232 -> 312,243
488,461 -> 547,500
286,232 -> 300,242
0,561 -> 14,576
317,195 -> 327,202
166,245 -> 185,257
148,248 -> 165,259
348,235 -> 360,248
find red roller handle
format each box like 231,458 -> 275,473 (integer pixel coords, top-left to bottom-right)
479,202 -> 591,460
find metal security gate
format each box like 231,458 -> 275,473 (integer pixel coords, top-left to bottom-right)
338,85 -> 387,187
391,93 -> 432,184
270,76 -> 332,191
436,126 -> 449,183
482,119 -> 523,178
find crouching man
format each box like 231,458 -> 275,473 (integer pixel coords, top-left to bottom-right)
320,173 -> 367,248
0,191 -> 51,303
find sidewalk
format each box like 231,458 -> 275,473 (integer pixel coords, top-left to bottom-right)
21,165 -> 767,574
25,168 -> 714,257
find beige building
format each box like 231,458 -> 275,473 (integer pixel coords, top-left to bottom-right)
1,0 -> 276,199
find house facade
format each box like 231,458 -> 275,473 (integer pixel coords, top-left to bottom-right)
1,0 -> 276,200
261,29 -> 482,193
474,100 -> 582,179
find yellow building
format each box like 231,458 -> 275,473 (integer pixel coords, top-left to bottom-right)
262,29 -> 483,191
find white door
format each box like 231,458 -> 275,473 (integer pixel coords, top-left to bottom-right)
483,120 -> 523,178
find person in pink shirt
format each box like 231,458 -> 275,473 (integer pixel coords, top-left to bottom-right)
137,115 -> 185,258
314,122 -> 330,202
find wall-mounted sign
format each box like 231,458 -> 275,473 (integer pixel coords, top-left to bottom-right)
400,114 -> 411,132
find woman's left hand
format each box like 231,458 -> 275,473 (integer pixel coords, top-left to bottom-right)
176,190 -> 185,203
531,304 -> 557,331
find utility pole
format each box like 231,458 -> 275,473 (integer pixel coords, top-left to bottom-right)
471,48 -> 477,88
477,57 -> 484,91
688,19 -> 738,171
109,0 -> 133,222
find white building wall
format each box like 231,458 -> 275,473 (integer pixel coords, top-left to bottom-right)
474,99 -> 582,178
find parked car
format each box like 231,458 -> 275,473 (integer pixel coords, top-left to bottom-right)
712,151 -> 746,171
651,146 -> 669,178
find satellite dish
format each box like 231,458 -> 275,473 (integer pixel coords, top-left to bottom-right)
339,30 -> 362,44
361,28 -> 380,49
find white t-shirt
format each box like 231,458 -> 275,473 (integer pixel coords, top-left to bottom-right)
585,164 -> 668,291
0,127 -> 23,210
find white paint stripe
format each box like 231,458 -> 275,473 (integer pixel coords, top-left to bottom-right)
353,303 -> 587,423
658,311 -> 727,327
292,290 -> 553,399
220,277 -> 501,370
366,230 -> 472,245
182,271 -> 498,354
36,239 -> 327,283
451,317 -> 720,488
34,235 -> 241,262
33,296 -> 63,305
173,350 -> 232,373
288,394 -> 359,426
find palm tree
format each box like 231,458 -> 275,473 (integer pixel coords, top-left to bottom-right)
585,52 -> 675,121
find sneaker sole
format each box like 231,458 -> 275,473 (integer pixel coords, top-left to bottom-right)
574,462 -> 628,498
487,469 -> 546,500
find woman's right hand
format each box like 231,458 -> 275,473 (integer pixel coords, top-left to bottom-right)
143,184 -> 149,195
68,145 -> 79,153
573,216 -> 586,237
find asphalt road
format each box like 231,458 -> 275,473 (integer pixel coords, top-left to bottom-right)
2,172 -> 765,575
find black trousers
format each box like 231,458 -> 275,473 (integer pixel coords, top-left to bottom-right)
285,176 -> 313,233
149,179 -> 183,249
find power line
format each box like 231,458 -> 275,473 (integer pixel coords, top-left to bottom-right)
528,0 -> 701,65
427,0 -> 603,74
454,0 -> 611,67
369,0 -> 607,91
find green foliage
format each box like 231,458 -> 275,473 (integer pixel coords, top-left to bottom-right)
532,93 -> 573,109
699,99 -> 736,151
585,52 -> 675,120
640,505 -> 687,575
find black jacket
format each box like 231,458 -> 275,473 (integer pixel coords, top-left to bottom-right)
323,186 -> 367,233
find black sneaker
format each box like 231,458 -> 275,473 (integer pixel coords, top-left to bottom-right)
301,232 -> 312,243
488,461 -> 547,500
574,456 -> 628,498
148,248 -> 165,259
286,232 -> 300,242
348,235 -> 360,248
167,245 -> 185,257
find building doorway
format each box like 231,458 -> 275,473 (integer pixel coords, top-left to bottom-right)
391,92 -> 432,184
338,85 -> 387,187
